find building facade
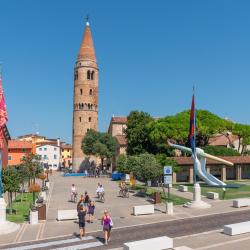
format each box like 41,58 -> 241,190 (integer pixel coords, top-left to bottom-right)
8,140 -> 34,166
61,144 -> 72,168
72,21 -> 98,171
36,144 -> 60,170
173,156 -> 250,183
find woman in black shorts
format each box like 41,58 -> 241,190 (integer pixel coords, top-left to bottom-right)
78,205 -> 86,239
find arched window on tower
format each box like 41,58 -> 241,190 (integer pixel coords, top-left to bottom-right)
88,117 -> 91,122
88,103 -> 91,110
87,70 -> 91,80
90,104 -> 93,110
79,117 -> 82,122
74,70 -> 78,80
89,89 -> 93,95
78,103 -> 81,109
91,71 -> 95,80
80,89 -> 83,95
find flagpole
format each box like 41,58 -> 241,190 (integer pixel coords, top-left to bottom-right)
192,86 -> 197,184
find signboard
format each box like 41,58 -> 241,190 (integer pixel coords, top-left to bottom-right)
164,166 -> 172,175
164,175 -> 172,185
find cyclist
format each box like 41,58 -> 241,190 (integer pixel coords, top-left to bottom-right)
96,184 -> 105,201
70,184 -> 77,202
119,181 -> 128,197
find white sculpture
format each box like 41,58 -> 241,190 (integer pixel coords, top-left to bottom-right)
169,142 -> 233,186
169,142 -> 234,209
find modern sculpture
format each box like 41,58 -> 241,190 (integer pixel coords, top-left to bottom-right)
169,90 -> 234,209
169,143 -> 233,186
169,142 -> 233,208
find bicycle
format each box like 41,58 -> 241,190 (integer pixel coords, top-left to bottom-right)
71,192 -> 78,203
119,188 -> 129,198
98,192 -> 105,202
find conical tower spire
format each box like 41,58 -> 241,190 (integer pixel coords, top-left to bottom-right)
77,21 -> 96,62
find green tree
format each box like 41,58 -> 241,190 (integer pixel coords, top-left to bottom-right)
148,110 -> 234,151
16,164 -> 29,202
155,154 -> 180,173
232,123 -> 250,154
125,111 -> 154,155
2,167 -> 21,214
116,154 -> 128,173
82,130 -> 117,168
21,154 -> 43,186
134,153 -> 161,183
202,146 -> 240,156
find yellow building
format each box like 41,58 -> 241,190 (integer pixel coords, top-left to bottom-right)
61,144 -> 72,168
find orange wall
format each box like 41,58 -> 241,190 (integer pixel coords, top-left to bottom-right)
8,148 -> 32,166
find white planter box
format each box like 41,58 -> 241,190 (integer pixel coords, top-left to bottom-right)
233,199 -> 250,208
57,210 -> 78,220
123,236 -> 173,250
133,205 -> 154,216
30,210 -> 38,225
224,221 -> 250,236
178,185 -> 188,192
206,192 -> 219,200
166,202 -> 173,215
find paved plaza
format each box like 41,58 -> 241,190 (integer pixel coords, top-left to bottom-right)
1,172 -> 250,249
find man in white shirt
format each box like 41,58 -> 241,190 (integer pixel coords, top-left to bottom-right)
96,183 -> 104,198
70,184 -> 77,201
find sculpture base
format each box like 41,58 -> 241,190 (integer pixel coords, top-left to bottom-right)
183,183 -> 211,209
184,200 -> 211,209
0,221 -> 20,235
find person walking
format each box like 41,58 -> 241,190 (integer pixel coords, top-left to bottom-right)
77,195 -> 84,212
78,205 -> 87,240
101,210 -> 113,245
88,200 -> 95,223
84,191 -> 90,207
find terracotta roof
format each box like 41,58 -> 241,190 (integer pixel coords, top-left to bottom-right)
173,156 -> 250,165
36,141 -> 59,147
61,144 -> 72,149
209,134 -> 239,146
111,117 -> 127,124
115,135 -> 127,146
78,23 -> 96,61
8,140 -> 33,149
17,134 -> 45,139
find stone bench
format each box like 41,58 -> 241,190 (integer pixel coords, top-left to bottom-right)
233,198 -> 250,208
206,192 -> 219,200
57,210 -> 77,221
224,221 -> 250,236
123,236 -> 173,250
178,185 -> 188,192
133,205 -> 154,216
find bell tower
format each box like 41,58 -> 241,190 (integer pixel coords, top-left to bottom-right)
72,21 -> 98,171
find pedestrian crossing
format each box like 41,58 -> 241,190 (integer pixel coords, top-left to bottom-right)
1,235 -> 104,250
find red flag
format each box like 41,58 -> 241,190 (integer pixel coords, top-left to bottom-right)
0,76 -> 8,148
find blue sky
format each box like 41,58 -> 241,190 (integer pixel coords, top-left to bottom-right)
1,0 -> 250,143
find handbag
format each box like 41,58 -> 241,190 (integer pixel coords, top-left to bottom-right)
110,218 -> 114,227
